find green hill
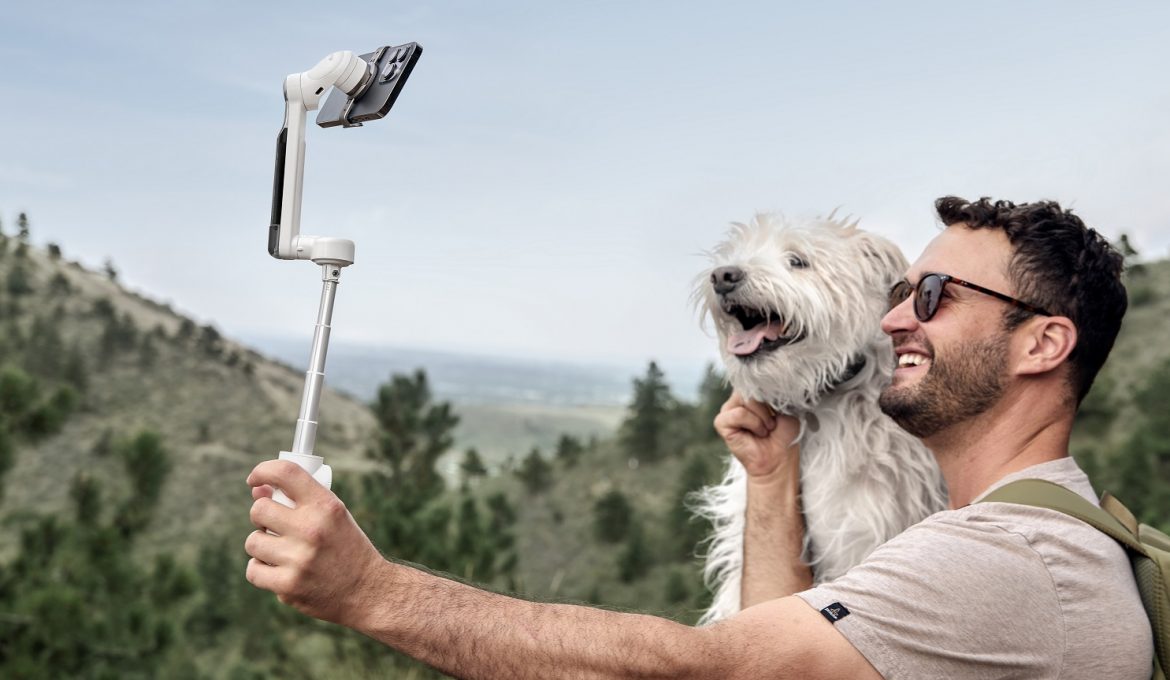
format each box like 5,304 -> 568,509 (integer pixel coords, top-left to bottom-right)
0,236 -> 380,564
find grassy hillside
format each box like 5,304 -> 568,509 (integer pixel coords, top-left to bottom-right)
0,239 -> 382,564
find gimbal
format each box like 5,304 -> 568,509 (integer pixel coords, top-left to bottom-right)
266,44 -> 421,507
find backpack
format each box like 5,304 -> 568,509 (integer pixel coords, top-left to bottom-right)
981,479 -> 1169,680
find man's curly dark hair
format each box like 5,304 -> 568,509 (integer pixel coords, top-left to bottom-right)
934,196 -> 1127,404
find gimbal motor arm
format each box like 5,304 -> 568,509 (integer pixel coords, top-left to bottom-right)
268,51 -> 371,266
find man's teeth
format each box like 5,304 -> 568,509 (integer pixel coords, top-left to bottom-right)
898,354 -> 929,367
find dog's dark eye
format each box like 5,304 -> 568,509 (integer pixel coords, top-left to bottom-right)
788,254 -> 808,269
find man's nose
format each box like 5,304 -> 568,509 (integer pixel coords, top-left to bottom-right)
711,266 -> 745,295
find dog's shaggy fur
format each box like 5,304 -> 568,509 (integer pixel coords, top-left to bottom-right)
692,214 -> 946,624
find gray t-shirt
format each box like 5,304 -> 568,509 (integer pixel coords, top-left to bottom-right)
796,457 -> 1154,679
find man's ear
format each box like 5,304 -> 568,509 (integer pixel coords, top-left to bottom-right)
1014,316 -> 1078,377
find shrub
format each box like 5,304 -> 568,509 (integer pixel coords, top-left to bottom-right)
593,489 -> 633,543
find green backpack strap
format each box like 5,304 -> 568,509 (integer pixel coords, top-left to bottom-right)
981,478 -> 1146,554
981,478 -> 1167,680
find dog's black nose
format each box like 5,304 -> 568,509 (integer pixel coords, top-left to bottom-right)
711,266 -> 745,295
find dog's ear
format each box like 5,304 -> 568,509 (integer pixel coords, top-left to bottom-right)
854,231 -> 909,291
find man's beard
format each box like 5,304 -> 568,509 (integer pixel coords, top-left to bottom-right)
879,333 -> 1009,438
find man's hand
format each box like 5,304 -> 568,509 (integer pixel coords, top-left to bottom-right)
714,392 -> 801,480
244,460 -> 387,628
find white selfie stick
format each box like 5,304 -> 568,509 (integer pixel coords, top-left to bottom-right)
266,50 -> 373,507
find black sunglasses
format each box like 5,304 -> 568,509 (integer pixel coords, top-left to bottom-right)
888,273 -> 1051,322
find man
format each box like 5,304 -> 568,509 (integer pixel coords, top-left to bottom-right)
246,196 -> 1153,678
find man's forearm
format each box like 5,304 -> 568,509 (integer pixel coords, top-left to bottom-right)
741,467 -> 812,608
352,561 -> 724,680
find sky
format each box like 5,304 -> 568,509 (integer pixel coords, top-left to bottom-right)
2,1 -> 1168,367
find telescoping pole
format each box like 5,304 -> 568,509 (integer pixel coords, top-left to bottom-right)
291,264 -> 341,456
270,263 -> 339,509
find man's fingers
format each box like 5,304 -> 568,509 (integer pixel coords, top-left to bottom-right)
250,497 -> 296,535
245,557 -> 288,594
252,484 -> 275,500
245,529 -> 298,567
715,407 -> 771,439
718,393 -> 776,430
740,399 -> 776,429
247,460 -> 321,505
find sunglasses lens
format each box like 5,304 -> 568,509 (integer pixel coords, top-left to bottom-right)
916,275 -> 942,321
888,281 -> 912,311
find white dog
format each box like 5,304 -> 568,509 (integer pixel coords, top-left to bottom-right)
692,213 -> 947,624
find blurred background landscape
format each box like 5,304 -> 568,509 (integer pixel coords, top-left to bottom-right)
0,214 -> 1167,678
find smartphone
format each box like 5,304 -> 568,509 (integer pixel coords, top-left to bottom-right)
316,43 -> 423,128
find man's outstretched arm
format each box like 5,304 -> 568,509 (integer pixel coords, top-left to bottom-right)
244,460 -> 880,680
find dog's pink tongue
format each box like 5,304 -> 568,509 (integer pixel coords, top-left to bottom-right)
728,320 -> 786,356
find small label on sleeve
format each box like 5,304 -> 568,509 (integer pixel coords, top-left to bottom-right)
820,602 -> 851,623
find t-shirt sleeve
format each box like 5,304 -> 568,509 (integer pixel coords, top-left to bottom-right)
795,513 -> 1065,679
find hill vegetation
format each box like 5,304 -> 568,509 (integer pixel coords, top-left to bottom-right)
0,212 -> 1166,678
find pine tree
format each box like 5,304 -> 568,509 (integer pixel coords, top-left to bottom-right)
555,433 -> 584,467
175,317 -> 195,340
459,447 -> 488,486
619,361 -> 677,462
113,430 -> 172,537
368,369 -> 458,498
48,272 -> 71,295
5,263 -> 32,295
1118,233 -> 1145,275
197,324 -> 223,357
516,447 -> 553,494
593,488 -> 633,543
92,297 -> 116,319
69,473 -> 102,525
0,367 -> 40,433
353,370 -> 463,586
617,520 -> 652,582
16,212 -> 29,240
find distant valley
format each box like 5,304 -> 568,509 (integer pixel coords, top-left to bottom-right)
244,335 -> 709,407
244,335 -> 713,474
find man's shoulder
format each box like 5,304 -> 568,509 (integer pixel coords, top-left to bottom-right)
939,456 -> 1122,558
877,501 -> 1061,572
